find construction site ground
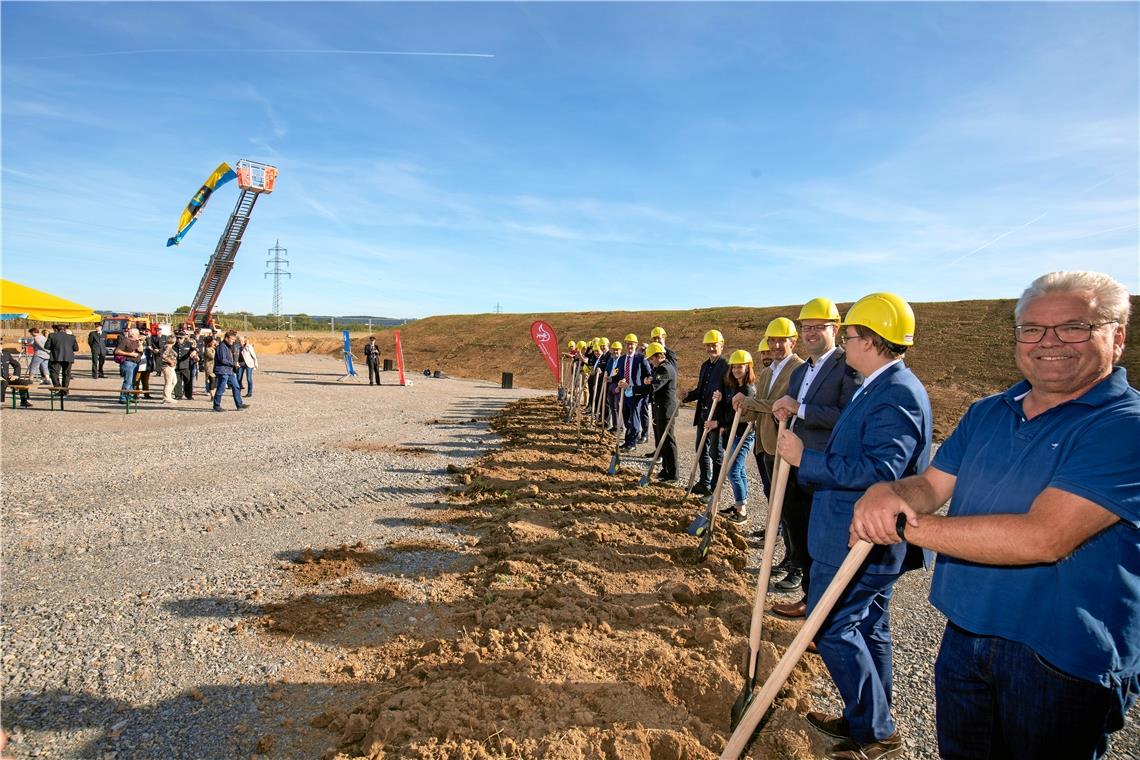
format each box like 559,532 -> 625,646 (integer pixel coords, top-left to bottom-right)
1,347 -> 1137,759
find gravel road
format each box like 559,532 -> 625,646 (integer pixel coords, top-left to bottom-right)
1,355 -> 1135,759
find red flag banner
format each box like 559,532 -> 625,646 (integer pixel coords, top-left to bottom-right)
394,330 -> 407,387
530,320 -> 561,385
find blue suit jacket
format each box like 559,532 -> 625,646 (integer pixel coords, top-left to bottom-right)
787,348 -> 859,452
797,361 -> 933,574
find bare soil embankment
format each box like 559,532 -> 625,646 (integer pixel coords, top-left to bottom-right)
252,297 -> 1140,439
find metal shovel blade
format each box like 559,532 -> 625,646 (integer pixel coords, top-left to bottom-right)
637,466 -> 652,486
686,512 -> 709,536
607,451 -> 620,476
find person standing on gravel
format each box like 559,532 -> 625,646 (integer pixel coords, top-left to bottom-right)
364,336 -> 381,385
682,330 -> 729,496
623,341 -> 678,482
159,336 -> 178,403
114,328 -> 142,404
711,349 -> 757,524
26,328 -> 50,385
776,292 -> 932,760
87,324 -> 106,378
176,332 -> 197,400
615,334 -> 651,450
202,335 -> 216,395
212,330 -> 248,412
851,271 -> 1139,760
603,339 -> 622,431
770,298 -> 858,609
44,324 -> 78,395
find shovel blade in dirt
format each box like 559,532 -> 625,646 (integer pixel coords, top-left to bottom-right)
637,465 -> 652,486
607,450 -> 620,476
686,512 -> 709,536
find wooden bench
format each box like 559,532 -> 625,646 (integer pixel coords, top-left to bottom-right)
6,383 -> 32,409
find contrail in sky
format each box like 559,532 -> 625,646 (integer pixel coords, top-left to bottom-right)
20,48 -> 495,61
946,211 -> 1049,267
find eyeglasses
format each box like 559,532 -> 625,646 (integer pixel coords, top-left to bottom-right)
839,332 -> 865,346
1013,321 -> 1118,344
800,324 -> 835,334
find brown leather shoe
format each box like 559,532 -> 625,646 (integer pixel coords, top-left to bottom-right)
772,600 -> 807,618
806,641 -> 820,654
806,711 -> 849,738
826,732 -> 903,760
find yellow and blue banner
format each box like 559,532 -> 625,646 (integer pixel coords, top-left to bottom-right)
166,162 -> 237,247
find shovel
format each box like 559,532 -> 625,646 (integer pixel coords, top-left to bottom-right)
638,402 -> 684,486
695,417 -> 753,563
557,357 -> 566,402
607,392 -> 626,475
720,539 -> 876,759
564,359 -> 579,423
687,406 -> 740,537
680,397 -> 720,503
729,418 -> 791,729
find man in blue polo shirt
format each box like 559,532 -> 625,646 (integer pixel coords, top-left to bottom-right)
851,271 -> 1139,759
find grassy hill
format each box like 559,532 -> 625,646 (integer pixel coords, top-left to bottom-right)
258,297 -> 1140,439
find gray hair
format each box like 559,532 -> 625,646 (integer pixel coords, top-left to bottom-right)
1015,271 -> 1131,324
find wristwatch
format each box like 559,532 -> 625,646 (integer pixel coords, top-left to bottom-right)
895,513 -> 907,541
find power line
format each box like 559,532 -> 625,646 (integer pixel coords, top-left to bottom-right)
265,240 -> 292,329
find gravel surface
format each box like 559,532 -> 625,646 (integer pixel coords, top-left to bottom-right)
0,355 -> 544,758
1,356 -> 1136,759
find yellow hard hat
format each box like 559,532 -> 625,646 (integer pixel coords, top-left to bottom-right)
843,292 -> 915,346
577,340 -> 588,350
610,340 -> 622,349
624,333 -> 638,343
799,297 -> 841,322
757,337 -> 770,352
702,329 -> 724,344
566,339 -> 576,349
764,317 -> 798,338
645,342 -> 666,359
728,349 -> 753,365
650,326 -> 667,339
600,337 -> 609,347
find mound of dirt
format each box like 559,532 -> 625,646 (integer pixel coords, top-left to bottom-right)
253,398 -> 837,759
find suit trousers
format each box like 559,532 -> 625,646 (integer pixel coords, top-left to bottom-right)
622,394 -> 644,447
90,351 -> 105,377
784,468 -> 814,595
808,562 -> 900,745
48,361 -> 72,390
177,368 -> 194,399
367,358 -> 380,384
652,409 -> 677,479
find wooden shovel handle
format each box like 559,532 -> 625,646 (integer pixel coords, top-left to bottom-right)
704,408 -> 744,518
745,416 -> 789,683
683,396 -> 720,495
647,401 -> 685,468
720,540 -> 875,760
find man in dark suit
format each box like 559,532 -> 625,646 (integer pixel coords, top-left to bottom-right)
682,330 -> 730,495
44,325 -> 79,395
771,298 -> 859,611
87,324 -> 106,378
777,292 -> 930,760
613,334 -> 652,450
625,341 -> 679,481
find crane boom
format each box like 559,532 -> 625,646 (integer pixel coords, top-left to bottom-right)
185,159 -> 277,330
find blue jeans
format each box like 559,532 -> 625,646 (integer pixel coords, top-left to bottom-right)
118,361 -> 138,402
727,431 -> 755,504
237,366 -> 253,395
213,372 -> 244,409
808,562 -> 900,744
935,622 -> 1127,759
696,422 -> 725,489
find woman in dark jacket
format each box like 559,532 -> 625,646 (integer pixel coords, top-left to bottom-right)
706,350 -> 758,523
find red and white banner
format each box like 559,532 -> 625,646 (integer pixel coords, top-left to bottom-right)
530,320 -> 561,385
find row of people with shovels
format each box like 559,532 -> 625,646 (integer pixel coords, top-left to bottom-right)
559,272 -> 1140,760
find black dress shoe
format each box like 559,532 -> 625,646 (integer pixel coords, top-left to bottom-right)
807,711 -> 850,739
691,484 -> 711,496
775,567 -> 803,592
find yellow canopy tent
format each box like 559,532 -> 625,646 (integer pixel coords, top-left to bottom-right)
0,279 -> 101,323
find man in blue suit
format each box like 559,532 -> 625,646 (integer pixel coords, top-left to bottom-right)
771,298 -> 859,607
777,293 -> 931,760
614,333 -> 651,450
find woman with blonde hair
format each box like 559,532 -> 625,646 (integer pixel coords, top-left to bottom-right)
707,350 -> 758,524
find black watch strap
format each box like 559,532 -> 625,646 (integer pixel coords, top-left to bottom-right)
895,513 -> 907,541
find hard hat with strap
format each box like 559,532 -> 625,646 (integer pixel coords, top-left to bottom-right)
728,349 -> 753,365
624,333 -> 638,343
702,329 -> 724,344
842,292 -> 916,346
764,317 -> 798,338
645,342 -> 666,359
650,326 -> 666,339
798,297 -> 841,322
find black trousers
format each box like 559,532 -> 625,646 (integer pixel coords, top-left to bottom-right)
696,420 -> 725,489
48,361 -> 72,390
90,351 -> 105,377
177,368 -> 194,399
367,358 -> 380,384
783,467 -> 815,596
652,409 -> 678,479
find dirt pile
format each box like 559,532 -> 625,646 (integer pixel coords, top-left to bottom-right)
252,397 -> 833,759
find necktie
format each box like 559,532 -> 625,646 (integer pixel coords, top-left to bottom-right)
625,357 -> 631,383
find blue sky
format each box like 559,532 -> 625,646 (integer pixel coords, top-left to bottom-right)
2,2 -> 1137,319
